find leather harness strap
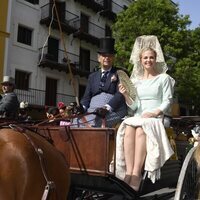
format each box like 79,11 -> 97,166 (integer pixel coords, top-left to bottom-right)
80,116 -> 92,128
9,124 -> 56,200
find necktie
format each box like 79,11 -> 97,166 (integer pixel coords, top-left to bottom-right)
100,71 -> 109,87
101,71 -> 109,82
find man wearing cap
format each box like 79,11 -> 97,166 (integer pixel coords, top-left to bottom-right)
0,76 -> 19,119
80,37 -> 127,127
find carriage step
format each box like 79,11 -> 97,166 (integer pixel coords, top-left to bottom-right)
140,187 -> 175,200
140,159 -> 182,195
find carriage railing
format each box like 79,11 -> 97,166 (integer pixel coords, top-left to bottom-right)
174,146 -> 198,200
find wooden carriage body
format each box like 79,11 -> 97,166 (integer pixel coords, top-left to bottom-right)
38,127 -> 115,176
35,125 -> 183,200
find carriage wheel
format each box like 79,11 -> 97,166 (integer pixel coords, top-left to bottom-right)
67,173 -> 138,200
174,146 -> 198,200
68,186 -> 126,200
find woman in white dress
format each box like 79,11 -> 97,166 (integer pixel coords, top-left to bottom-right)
115,36 -> 175,191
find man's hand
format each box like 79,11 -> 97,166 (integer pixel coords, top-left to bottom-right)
95,107 -> 108,118
69,102 -> 85,115
76,104 -> 85,115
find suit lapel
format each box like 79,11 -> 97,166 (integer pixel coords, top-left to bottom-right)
95,70 -> 102,89
104,67 -> 116,89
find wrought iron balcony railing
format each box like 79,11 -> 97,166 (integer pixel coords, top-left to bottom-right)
73,19 -> 105,45
15,88 -> 76,107
38,46 -> 99,75
40,3 -> 79,34
74,0 -> 104,12
73,19 -> 105,39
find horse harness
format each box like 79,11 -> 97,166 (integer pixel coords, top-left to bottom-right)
8,124 -> 57,200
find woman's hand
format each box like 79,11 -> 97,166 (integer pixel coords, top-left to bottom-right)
118,83 -> 128,96
141,112 -> 157,118
141,109 -> 162,118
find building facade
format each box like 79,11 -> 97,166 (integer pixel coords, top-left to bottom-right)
3,0 -> 132,116
0,0 -> 11,82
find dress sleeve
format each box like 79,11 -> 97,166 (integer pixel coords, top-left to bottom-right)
127,96 -> 138,111
158,75 -> 175,114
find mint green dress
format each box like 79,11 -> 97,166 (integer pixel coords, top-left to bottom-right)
129,74 -> 175,116
115,73 -> 175,183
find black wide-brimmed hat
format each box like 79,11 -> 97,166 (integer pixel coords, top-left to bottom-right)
98,37 -> 115,54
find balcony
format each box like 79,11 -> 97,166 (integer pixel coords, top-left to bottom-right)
74,0 -> 104,12
38,46 -> 99,77
100,1 -> 125,21
40,3 -> 78,35
74,0 -> 125,20
15,88 -> 76,108
73,19 -> 105,46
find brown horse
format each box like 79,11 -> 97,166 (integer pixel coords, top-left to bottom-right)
0,126 -> 70,200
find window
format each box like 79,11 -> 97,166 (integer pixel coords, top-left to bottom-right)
79,48 -> 90,71
79,84 -> 86,100
105,25 -> 112,37
104,0 -> 112,10
17,25 -> 32,46
15,70 -> 30,90
47,37 -> 59,61
45,77 -> 57,106
54,2 -> 65,22
80,13 -> 89,33
24,0 -> 39,4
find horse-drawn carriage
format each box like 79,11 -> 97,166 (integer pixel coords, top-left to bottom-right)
35,125 -> 181,200
0,115 -> 199,200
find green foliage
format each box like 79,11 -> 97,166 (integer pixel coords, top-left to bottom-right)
112,0 -> 200,115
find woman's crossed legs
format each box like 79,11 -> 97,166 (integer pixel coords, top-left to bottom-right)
124,125 -> 146,191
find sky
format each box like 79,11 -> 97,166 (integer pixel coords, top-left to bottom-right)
173,0 -> 200,29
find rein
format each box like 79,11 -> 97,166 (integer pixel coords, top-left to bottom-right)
8,124 -> 57,200
34,111 -> 106,128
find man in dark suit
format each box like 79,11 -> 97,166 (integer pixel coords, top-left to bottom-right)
0,76 -> 19,119
80,37 -> 127,127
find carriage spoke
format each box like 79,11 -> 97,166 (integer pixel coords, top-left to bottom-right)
69,187 -> 119,200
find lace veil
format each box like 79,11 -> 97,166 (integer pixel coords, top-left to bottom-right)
129,35 -> 168,81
